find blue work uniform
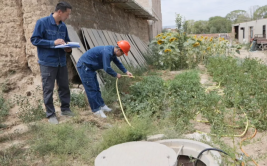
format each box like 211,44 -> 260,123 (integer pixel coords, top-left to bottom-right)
31,13 -> 71,118
77,46 -> 127,112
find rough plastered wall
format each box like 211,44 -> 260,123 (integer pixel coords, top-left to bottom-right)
64,0 -> 149,42
0,0 -> 27,77
22,0 -> 56,76
1,0 -> 149,79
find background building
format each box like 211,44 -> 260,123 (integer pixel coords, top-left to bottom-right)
232,18 -> 267,43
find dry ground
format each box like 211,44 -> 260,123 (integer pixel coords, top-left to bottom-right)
1,49 -> 267,165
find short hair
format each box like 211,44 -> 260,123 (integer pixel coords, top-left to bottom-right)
55,1 -> 72,12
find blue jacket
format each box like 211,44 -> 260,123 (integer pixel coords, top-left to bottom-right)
77,46 -> 127,77
31,13 -> 70,67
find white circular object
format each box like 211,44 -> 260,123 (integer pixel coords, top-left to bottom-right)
95,141 -> 177,166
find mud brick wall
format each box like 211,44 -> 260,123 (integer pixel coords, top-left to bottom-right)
22,0 -> 56,76
0,0 -> 149,79
0,0 -> 27,77
64,0 -> 149,41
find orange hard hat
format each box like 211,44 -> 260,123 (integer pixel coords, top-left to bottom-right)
117,40 -> 130,56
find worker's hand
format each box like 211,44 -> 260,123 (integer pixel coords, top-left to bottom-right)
64,47 -> 72,53
54,39 -> 66,45
116,73 -> 122,79
126,71 -> 133,78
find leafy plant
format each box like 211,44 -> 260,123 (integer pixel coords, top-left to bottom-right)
150,31 -> 241,70
71,92 -> 88,108
207,56 -> 267,130
122,76 -> 166,117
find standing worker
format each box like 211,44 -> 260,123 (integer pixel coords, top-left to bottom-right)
31,2 -> 74,124
77,40 -> 133,118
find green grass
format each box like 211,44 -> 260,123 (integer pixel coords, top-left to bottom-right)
0,144 -> 29,166
31,123 -> 91,156
0,92 -> 11,125
70,91 -> 88,108
207,56 -> 267,130
24,116 -> 153,165
95,117 -> 153,153
2,54 -> 267,165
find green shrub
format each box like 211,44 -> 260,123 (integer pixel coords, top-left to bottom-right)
122,76 -> 166,116
71,92 -> 88,108
96,117 -> 152,153
207,56 -> 267,130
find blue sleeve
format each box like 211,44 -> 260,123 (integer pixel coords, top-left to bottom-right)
102,50 -> 118,77
113,57 -> 127,73
30,20 -> 55,48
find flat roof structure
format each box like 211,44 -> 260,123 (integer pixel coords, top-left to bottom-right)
102,0 -> 157,21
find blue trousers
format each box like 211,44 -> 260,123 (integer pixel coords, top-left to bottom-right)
77,62 -> 105,112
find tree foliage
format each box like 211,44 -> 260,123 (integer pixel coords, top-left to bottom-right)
174,4 -> 267,34
254,5 -> 267,19
208,16 -> 232,33
225,10 -> 250,23
193,20 -> 209,34
183,20 -> 195,34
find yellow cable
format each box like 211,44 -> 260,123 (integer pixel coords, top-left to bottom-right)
116,75 -> 135,127
196,110 -> 249,137
240,128 -> 258,166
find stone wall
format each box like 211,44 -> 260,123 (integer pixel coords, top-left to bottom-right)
0,0 -> 27,77
135,0 -> 162,41
0,0 -> 150,79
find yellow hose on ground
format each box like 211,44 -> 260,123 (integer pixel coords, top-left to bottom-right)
196,110 -> 249,137
116,75 -> 135,127
240,128 -> 258,166
200,84 -> 258,164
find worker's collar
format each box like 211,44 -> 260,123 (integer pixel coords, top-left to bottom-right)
50,13 -> 62,25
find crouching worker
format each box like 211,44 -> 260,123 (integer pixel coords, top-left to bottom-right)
77,40 -> 133,118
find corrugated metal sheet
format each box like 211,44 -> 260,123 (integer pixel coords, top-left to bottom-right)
103,0 -> 157,21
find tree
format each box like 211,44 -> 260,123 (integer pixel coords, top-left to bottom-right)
210,27 -> 217,33
162,28 -> 169,33
225,10 -> 250,23
248,5 -> 259,20
183,20 -> 195,34
175,13 -> 183,31
183,20 -> 188,33
254,5 -> 267,19
193,20 -> 209,34
208,16 -> 232,33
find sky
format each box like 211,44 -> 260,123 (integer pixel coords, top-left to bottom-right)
161,0 -> 267,27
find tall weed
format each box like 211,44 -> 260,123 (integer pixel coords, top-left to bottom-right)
207,56 -> 267,130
